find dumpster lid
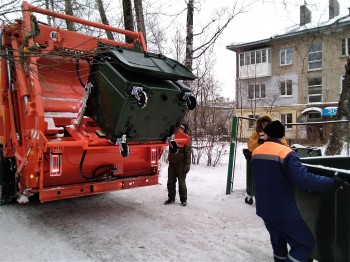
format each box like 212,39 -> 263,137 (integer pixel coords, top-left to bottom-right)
303,163 -> 350,175
103,46 -> 196,81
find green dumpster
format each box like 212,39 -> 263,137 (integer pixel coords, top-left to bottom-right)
298,156 -> 350,262
243,149 -> 254,204
291,145 -> 322,157
85,44 -> 196,143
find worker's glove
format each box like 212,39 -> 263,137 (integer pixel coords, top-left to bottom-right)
332,174 -> 347,189
184,165 -> 190,174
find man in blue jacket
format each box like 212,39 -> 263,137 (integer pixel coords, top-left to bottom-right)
251,120 -> 345,262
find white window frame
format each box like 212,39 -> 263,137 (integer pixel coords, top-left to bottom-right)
281,113 -> 293,129
308,43 -> 322,71
341,38 -> 350,56
280,48 -> 292,66
239,48 -> 270,66
280,80 -> 293,97
248,115 -> 258,129
340,74 -> 345,94
308,77 -> 322,103
248,83 -> 266,100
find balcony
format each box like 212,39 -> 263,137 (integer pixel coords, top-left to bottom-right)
239,62 -> 271,79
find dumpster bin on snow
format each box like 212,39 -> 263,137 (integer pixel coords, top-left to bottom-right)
291,145 -> 322,158
298,156 -> 350,262
243,149 -> 254,204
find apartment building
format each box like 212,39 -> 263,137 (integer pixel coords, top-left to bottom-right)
227,0 -> 350,142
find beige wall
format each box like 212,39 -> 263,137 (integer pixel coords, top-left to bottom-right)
270,27 -> 350,104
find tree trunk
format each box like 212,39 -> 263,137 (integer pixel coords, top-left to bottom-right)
185,0 -> 194,71
95,0 -> 114,40
64,0 -> 76,31
45,0 -> 52,26
49,0 -> 56,26
325,58 -> 350,155
133,0 -> 146,44
122,0 -> 134,44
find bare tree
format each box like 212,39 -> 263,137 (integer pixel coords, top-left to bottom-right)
184,0 -> 194,71
95,0 -> 114,40
122,0 -> 135,44
184,1 -> 253,72
64,0 -> 76,31
134,0 -> 146,43
170,25 -> 186,62
325,58 -> 350,155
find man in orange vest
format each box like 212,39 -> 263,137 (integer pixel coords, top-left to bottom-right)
252,120 -> 345,262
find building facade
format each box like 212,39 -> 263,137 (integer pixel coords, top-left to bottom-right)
227,0 -> 350,143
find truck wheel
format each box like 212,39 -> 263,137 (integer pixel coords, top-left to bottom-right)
0,147 -> 16,205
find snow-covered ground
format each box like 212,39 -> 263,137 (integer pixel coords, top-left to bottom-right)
0,142 -> 348,261
0,143 -> 273,262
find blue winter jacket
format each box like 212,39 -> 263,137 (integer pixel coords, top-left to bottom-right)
251,139 -> 335,221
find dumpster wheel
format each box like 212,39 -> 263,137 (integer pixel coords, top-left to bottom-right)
136,90 -> 147,108
245,196 -> 253,205
120,143 -> 130,158
186,94 -> 197,110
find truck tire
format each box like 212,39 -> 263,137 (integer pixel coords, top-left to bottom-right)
0,147 -> 16,205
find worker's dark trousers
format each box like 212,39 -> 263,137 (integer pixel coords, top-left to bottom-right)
263,218 -> 315,262
167,164 -> 187,203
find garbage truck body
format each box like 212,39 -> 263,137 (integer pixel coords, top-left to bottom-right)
0,2 -> 196,204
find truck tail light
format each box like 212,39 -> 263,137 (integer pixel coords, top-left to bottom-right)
50,152 -> 62,176
150,147 -> 157,166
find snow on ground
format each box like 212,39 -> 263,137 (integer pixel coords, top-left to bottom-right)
0,144 -> 273,262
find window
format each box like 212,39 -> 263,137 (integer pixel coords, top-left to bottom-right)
250,51 -> 255,64
308,43 -> 322,70
341,38 -> 350,56
239,48 -> 270,66
308,78 -> 322,103
280,80 -> 292,96
280,48 -> 292,65
245,52 -> 251,66
239,53 -> 244,66
261,49 -> 267,63
248,83 -> 266,99
248,115 -> 258,129
308,112 -> 321,121
340,74 -> 345,94
256,51 -> 261,63
281,113 -> 293,129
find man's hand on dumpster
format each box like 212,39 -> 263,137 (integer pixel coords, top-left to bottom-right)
332,173 -> 348,189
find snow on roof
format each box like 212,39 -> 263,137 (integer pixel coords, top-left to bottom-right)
228,13 -> 350,50
280,14 -> 350,36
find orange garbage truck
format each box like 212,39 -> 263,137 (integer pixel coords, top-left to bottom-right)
0,2 -> 196,204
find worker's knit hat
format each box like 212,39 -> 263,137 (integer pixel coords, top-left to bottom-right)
264,120 -> 285,139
